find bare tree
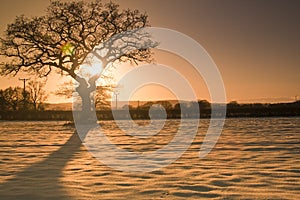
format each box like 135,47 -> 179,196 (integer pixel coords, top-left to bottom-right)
94,85 -> 112,110
27,80 -> 48,111
0,0 -> 156,122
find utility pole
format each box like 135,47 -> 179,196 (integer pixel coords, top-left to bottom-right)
114,91 -> 119,110
295,95 -> 298,102
19,78 -> 30,109
113,84 -> 123,110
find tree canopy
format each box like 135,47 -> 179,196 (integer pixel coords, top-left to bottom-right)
0,0 -> 156,114
0,0 -> 155,78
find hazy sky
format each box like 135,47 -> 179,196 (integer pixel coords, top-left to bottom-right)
0,0 -> 299,103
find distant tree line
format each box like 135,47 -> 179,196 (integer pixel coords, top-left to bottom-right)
122,100 -> 300,111
119,99 -> 300,119
0,80 -> 47,111
0,98 -> 299,120
122,100 -> 211,111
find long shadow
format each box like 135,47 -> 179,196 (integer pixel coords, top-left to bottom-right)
0,130 -> 84,200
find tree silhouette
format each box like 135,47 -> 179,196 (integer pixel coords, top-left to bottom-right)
155,100 -> 173,110
27,80 -> 48,111
94,85 -> 112,110
0,90 -> 6,111
0,87 -> 24,111
0,0 -> 156,121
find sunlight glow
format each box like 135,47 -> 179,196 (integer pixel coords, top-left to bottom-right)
78,56 -> 103,81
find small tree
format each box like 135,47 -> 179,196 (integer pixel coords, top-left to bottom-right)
198,100 -> 211,109
140,101 -> 154,110
27,80 -> 48,111
1,87 -> 24,111
94,85 -> 112,110
0,0 -> 156,122
0,90 -> 8,111
155,100 -> 173,110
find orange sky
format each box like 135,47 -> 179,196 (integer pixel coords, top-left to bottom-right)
0,0 -> 299,103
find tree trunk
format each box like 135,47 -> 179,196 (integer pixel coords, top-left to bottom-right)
81,93 -> 91,113
75,77 -> 97,124
33,101 -> 37,111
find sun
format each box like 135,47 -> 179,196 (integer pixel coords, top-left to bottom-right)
77,45 -> 119,89
78,56 -> 103,79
